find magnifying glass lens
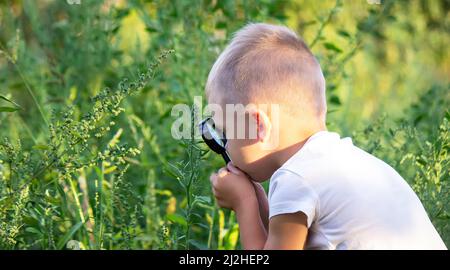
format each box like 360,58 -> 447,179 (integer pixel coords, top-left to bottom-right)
199,117 -> 231,164
205,122 -> 225,148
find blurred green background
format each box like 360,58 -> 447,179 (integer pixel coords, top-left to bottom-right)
0,0 -> 448,249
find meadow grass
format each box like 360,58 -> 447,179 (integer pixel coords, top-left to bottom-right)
0,0 -> 448,249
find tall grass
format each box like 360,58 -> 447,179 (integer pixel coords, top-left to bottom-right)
0,0 -> 448,249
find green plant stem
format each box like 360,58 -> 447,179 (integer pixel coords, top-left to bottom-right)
309,0 -> 341,49
0,43 -> 49,127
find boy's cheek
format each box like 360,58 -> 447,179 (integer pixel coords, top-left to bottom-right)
227,139 -> 265,176
227,139 -> 276,182
226,139 -> 252,164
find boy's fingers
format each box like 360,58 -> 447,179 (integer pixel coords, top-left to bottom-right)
209,173 -> 217,184
216,199 -> 228,209
227,162 -> 244,176
217,167 -> 228,177
212,188 -> 219,198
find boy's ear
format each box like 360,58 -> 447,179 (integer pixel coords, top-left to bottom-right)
250,109 -> 272,143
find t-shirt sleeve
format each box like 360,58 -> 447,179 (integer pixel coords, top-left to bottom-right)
268,169 -> 319,228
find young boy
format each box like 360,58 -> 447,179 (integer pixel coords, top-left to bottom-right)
206,23 -> 446,250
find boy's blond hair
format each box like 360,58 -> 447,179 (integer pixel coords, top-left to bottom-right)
206,23 -> 327,122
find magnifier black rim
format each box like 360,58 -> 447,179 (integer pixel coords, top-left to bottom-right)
199,117 -> 227,154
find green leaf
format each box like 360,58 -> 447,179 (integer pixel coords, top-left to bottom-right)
0,94 -> 21,113
337,30 -> 351,39
0,106 -> 19,112
188,239 -> 208,250
0,94 -> 21,108
32,144 -> 50,150
215,21 -> 227,29
166,213 -> 188,227
329,95 -> 341,105
25,227 -> 43,236
223,224 -> 239,250
323,42 -> 343,53
193,222 -> 210,230
57,221 -> 84,250
194,195 -> 211,204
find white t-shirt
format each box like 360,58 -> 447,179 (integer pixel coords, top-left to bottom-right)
268,131 -> 447,250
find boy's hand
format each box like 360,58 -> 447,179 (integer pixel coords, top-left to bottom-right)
251,181 -> 269,231
209,162 -> 256,211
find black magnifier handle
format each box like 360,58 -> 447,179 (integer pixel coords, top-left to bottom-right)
221,152 -> 231,164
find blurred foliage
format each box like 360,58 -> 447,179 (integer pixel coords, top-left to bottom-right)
0,0 -> 448,249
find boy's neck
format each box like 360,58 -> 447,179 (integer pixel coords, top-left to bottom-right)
274,127 -> 327,168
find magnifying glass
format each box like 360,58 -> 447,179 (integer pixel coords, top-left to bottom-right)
199,117 -> 231,164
